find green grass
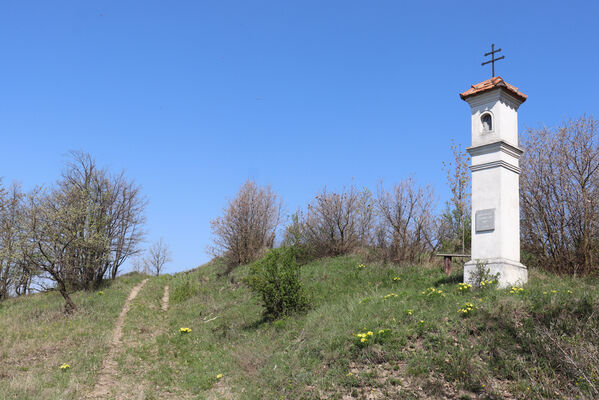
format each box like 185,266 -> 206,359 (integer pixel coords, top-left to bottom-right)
115,257 -> 599,399
1,257 -> 599,399
0,272 -> 146,400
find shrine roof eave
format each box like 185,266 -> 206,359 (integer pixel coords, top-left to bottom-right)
460,76 -> 527,103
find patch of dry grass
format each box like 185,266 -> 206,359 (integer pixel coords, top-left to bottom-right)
0,273 -> 146,400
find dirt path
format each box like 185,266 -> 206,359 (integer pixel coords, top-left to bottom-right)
87,279 -> 148,399
161,285 -> 169,312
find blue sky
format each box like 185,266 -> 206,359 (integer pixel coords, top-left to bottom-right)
1,1 -> 598,273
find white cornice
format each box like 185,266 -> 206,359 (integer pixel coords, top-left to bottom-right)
470,160 -> 521,175
467,139 -> 523,159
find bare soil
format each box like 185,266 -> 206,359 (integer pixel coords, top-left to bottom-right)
161,284 -> 169,312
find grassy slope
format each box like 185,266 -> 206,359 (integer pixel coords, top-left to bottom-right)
0,272 -> 146,400
1,258 -> 599,399
119,257 -> 599,399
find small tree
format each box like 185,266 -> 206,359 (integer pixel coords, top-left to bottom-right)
144,238 -> 172,276
23,186 -> 88,313
131,255 -> 148,275
60,151 -> 146,287
210,180 -> 282,274
440,141 -> 471,254
18,152 -> 146,312
0,181 -> 25,299
375,178 -> 437,263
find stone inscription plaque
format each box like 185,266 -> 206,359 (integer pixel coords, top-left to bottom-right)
475,208 -> 495,232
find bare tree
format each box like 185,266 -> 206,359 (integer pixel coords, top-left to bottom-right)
375,178 -> 437,263
144,238 -> 172,276
0,181 -> 23,299
131,255 -> 149,275
521,116 -> 599,275
210,180 -> 282,273
439,141 -> 471,254
286,185 -> 374,258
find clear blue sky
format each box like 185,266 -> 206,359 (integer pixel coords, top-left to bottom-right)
1,1 -> 598,273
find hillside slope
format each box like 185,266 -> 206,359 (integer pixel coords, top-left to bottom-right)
1,257 -> 599,399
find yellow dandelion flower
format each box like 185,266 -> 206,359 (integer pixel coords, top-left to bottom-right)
216,373 -> 223,379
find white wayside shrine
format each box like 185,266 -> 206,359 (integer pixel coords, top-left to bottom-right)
460,77 -> 528,288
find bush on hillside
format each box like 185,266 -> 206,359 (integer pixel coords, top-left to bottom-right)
283,181 -> 438,264
171,274 -> 199,304
245,247 -> 309,320
210,180 -> 282,275
283,185 -> 374,259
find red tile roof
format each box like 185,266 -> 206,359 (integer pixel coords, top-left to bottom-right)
460,76 -> 527,103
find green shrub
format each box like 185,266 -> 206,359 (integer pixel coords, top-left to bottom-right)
245,247 -> 309,320
171,275 -> 199,304
470,260 -> 499,289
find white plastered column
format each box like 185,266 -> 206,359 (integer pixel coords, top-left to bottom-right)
462,86 -> 528,288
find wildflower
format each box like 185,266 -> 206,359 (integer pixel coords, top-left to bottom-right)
422,287 -> 445,297
356,264 -> 366,270
419,320 -> 424,324
543,291 -> 548,295
346,372 -> 353,376
360,337 -> 367,343
60,363 -> 70,371
406,309 -> 413,315
458,283 -> 472,291
179,327 -> 192,333
378,329 -> 385,334
458,302 -> 477,315
551,290 -> 557,294
393,277 -> 401,282
367,331 -> 373,336
509,286 -> 524,294
567,290 -> 573,294
97,291 -> 104,296
216,373 -> 223,379
383,293 -> 398,299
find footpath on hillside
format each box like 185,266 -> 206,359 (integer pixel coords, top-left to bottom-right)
86,279 -> 148,399
162,284 -> 169,312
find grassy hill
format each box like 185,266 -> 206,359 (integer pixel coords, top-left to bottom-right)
1,256 -> 599,399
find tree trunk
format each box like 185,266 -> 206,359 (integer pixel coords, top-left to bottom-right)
57,281 -> 77,314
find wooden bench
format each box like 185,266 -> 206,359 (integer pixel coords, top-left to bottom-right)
436,253 -> 471,276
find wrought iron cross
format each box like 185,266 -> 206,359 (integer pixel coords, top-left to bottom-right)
481,44 -> 504,77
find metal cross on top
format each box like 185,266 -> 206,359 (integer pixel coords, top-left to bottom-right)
481,44 -> 505,77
